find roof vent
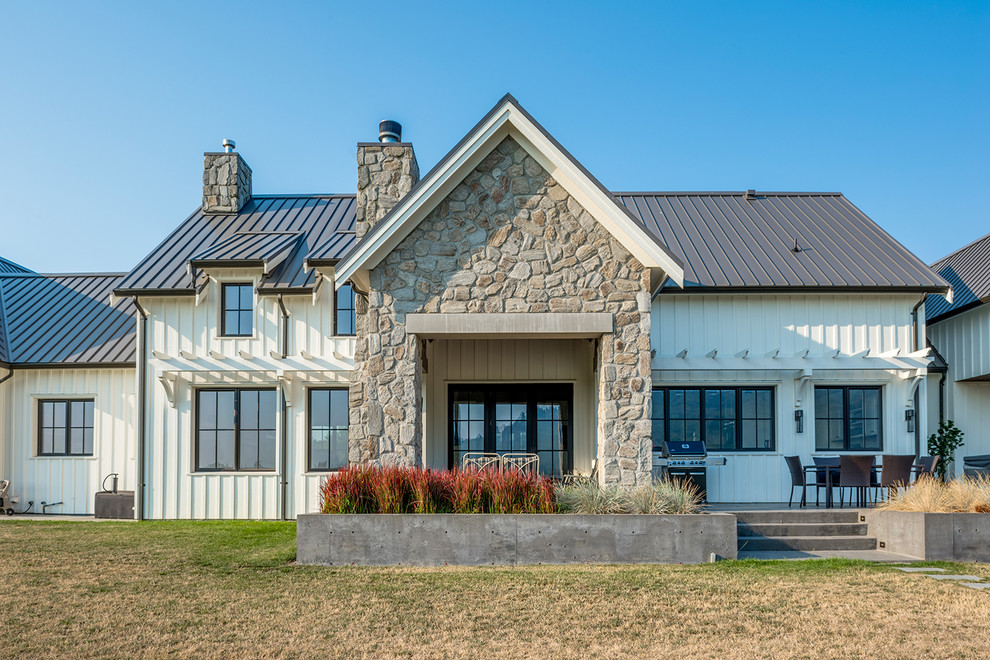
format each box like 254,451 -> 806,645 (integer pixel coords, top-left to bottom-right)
222,139 -> 236,153
745,189 -> 757,201
379,120 -> 402,143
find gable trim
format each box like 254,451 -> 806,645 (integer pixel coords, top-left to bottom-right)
333,94 -> 685,293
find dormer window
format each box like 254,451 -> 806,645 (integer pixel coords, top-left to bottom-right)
221,283 -> 254,337
335,284 -> 356,336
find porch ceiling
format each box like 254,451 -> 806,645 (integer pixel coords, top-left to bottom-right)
406,312 -> 613,339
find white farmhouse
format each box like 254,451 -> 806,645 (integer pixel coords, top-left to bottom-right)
0,95 -> 951,518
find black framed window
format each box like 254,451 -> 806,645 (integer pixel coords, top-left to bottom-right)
651,387 -> 774,452
38,399 -> 94,456
449,384 -> 572,478
814,386 -> 882,451
196,389 -> 277,471
221,283 -> 253,337
335,284 -> 356,336
308,388 -> 349,471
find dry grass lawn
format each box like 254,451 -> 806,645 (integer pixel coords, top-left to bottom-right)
2,520 -> 989,659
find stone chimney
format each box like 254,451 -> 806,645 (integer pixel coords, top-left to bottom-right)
203,139 -> 252,214
356,120 -> 419,238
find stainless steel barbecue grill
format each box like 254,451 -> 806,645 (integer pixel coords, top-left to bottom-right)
653,440 -> 726,502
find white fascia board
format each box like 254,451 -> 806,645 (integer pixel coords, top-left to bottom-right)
335,101 -> 685,290
652,356 -> 933,371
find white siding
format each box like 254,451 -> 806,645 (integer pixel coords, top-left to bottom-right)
928,305 -> 990,476
653,293 -> 917,360
142,270 -> 354,519
0,367 -> 135,515
653,293 -> 927,502
423,339 -> 596,474
928,305 -> 990,382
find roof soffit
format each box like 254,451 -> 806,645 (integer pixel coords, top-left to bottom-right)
334,95 -> 686,291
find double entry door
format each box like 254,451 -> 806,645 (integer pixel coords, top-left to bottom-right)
449,383 -> 572,478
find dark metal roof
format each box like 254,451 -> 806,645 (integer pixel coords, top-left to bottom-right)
116,195 -> 355,296
0,273 -> 135,366
926,231 -> 990,322
0,256 -> 32,274
189,231 -> 303,272
615,192 -> 949,293
305,231 -> 355,265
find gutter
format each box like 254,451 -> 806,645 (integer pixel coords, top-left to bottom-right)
133,297 -> 149,521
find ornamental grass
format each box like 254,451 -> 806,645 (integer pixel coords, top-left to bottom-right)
878,475 -> 990,513
319,465 -> 556,514
555,478 -> 702,514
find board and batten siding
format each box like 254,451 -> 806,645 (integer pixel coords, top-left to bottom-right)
423,338 -> 596,474
0,367 -> 135,515
927,304 -> 990,475
142,269 -> 353,519
652,293 -> 928,502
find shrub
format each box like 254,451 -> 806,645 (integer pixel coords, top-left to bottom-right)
555,478 -> 702,514
878,475 -> 990,513
927,420 -> 965,481
320,465 -> 556,514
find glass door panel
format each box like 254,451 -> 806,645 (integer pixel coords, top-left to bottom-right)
452,389 -> 485,468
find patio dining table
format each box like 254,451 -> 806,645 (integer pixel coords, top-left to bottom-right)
803,461 -> 880,508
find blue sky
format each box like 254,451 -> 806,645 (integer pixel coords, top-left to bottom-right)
1,1 -> 986,272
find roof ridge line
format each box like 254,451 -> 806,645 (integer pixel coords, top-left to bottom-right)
0,272 -> 127,278
251,193 -> 357,199
611,191 -> 844,197
930,230 -> 990,267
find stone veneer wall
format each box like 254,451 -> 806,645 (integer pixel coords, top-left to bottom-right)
202,152 -> 252,214
350,136 -> 653,485
355,144 -> 420,239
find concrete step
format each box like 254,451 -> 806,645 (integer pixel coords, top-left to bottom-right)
737,535 -> 878,552
732,510 -> 861,525
738,522 -> 869,537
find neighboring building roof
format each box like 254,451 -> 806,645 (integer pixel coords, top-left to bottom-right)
189,231 -> 303,274
926,231 -> 990,322
331,94 -> 686,293
616,192 -> 949,293
115,195 -> 355,296
0,256 -> 32,274
0,273 -> 135,366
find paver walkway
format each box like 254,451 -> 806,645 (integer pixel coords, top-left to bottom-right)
894,566 -> 989,591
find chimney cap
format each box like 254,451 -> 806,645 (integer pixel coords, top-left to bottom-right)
222,139 -> 236,153
744,189 -> 757,200
379,120 -> 402,143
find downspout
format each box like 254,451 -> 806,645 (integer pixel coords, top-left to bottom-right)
911,296 -> 926,352
133,297 -> 149,521
276,294 -> 289,520
0,365 -> 12,386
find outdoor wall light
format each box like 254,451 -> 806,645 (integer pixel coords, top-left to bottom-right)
905,409 -> 915,433
794,409 -> 804,433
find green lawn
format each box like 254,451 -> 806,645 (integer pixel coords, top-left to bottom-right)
2,520 -> 989,658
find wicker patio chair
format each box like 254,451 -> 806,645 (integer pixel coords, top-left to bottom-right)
784,455 -> 807,508
880,454 -> 916,500
914,455 -> 939,479
838,455 -> 875,507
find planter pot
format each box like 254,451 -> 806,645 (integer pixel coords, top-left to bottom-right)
297,513 -> 737,566
864,510 -> 990,561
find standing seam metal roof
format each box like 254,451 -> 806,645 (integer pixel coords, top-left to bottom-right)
926,231 -> 990,322
115,195 -> 355,295
615,192 -> 949,292
0,256 -> 32,274
0,273 -> 135,365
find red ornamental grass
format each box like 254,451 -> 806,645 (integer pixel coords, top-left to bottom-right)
320,465 -> 556,514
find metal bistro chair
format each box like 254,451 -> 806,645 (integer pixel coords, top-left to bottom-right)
461,452 -> 502,472
784,456 -> 807,507
879,454 -> 916,501
500,452 -> 540,476
838,455 -> 875,507
812,456 -> 841,507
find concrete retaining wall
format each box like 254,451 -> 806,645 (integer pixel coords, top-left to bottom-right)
865,510 -> 990,561
297,513 -> 737,566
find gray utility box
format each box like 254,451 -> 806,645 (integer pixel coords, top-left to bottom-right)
94,491 -> 135,519
963,455 -> 990,478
